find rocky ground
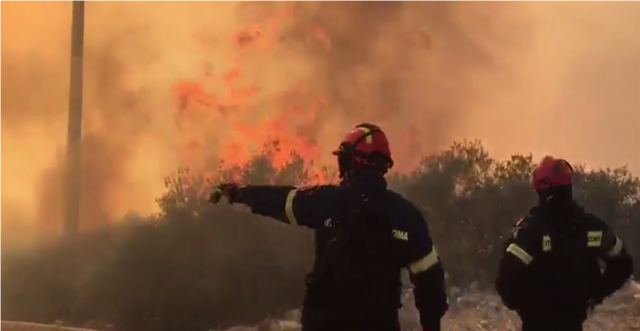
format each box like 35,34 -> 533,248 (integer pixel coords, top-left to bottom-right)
439,281 -> 640,331
3,282 -> 638,331
223,281 -> 640,331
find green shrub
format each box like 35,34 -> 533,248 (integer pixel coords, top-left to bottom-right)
2,142 -> 638,329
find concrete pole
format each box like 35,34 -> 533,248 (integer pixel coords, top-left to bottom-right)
65,1 -> 84,237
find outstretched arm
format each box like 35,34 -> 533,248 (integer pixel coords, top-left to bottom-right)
211,184 -> 346,228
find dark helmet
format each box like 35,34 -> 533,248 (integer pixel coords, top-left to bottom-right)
333,123 -> 393,179
532,156 -> 574,203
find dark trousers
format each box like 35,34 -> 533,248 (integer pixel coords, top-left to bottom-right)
521,317 -> 584,331
301,306 -> 400,331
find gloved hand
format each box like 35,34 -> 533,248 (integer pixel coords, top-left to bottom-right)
209,183 -> 242,204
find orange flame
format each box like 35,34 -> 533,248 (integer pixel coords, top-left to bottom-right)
170,10 -> 335,183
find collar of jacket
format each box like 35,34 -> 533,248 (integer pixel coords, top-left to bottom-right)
341,169 -> 388,194
530,200 -> 584,229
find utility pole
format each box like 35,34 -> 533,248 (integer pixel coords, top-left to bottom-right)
65,1 -> 85,237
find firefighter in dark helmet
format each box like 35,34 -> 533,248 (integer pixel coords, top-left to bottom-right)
210,123 -> 448,331
496,156 -> 634,331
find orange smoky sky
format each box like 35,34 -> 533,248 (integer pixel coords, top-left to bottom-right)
2,2 -> 639,238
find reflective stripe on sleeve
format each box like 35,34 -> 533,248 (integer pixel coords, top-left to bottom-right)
606,236 -> 624,257
409,248 -> 438,274
506,243 -> 533,265
285,189 -> 298,225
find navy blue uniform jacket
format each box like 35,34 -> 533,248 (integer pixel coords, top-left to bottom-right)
233,173 -> 448,331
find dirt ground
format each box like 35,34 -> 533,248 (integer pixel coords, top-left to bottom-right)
250,281 -> 640,331
1,321 -> 98,331
438,282 -> 640,331
3,282 -> 638,331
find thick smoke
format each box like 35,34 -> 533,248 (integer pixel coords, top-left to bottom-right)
2,2 -> 639,240
237,3 -> 523,168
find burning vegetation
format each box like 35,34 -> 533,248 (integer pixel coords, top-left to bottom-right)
2,2 -> 640,330
2,142 -> 640,330
4,2 -> 640,238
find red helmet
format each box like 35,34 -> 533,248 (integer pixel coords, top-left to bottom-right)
532,156 -> 573,191
333,123 -> 393,177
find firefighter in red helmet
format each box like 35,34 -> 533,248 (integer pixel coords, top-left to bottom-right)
211,123 -> 448,331
496,156 -> 633,331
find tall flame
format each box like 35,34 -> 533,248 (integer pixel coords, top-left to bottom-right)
172,14 -> 329,175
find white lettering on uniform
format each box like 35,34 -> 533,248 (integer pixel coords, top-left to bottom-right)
392,229 -> 408,241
